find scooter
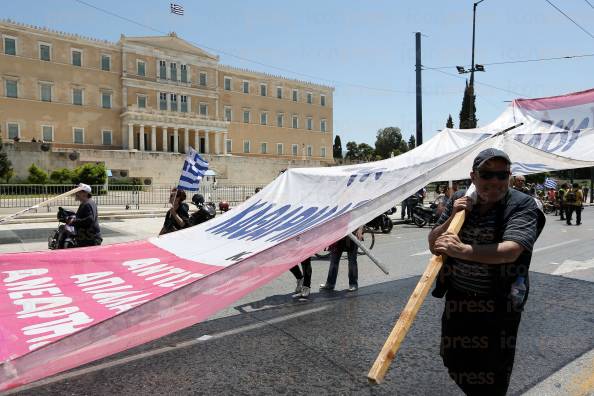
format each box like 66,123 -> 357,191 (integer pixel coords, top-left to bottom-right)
189,194 -> 216,226
48,207 -> 77,249
411,202 -> 439,228
366,211 -> 394,234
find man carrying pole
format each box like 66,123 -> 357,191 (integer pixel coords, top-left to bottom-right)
428,149 -> 545,395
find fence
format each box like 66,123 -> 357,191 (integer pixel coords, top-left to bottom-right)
0,184 -> 263,209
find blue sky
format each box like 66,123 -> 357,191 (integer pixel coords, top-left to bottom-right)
4,0 -> 594,145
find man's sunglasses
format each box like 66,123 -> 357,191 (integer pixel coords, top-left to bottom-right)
478,170 -> 510,180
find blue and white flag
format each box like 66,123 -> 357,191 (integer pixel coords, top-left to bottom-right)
544,177 -> 557,189
177,147 -> 208,192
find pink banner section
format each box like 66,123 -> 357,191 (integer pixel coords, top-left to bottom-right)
0,217 -> 346,391
514,87 -> 594,111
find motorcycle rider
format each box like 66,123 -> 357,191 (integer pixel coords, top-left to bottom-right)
159,188 -> 190,235
67,183 -> 102,247
189,193 -> 216,226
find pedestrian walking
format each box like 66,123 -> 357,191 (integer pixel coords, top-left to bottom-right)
289,258 -> 312,299
429,148 -> 545,395
564,183 -> 583,225
320,227 -> 364,292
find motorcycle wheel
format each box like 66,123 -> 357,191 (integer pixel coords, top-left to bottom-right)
543,203 -> 554,214
315,249 -> 331,259
63,240 -> 76,249
357,230 -> 375,255
413,214 -> 427,228
381,216 -> 393,233
48,234 -> 57,250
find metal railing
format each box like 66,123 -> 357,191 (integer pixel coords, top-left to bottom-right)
0,184 -> 264,209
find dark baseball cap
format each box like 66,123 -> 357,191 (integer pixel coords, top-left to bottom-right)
472,148 -> 511,170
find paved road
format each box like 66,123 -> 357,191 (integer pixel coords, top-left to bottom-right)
2,208 -> 594,395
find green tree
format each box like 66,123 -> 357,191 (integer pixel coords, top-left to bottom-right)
408,135 -> 416,150
345,141 -> 360,161
50,168 -> 75,184
358,143 -> 375,161
459,80 -> 477,129
27,164 -> 49,184
374,127 -> 403,159
446,114 -> 454,128
333,135 -> 343,159
0,136 -> 14,183
72,163 -> 107,185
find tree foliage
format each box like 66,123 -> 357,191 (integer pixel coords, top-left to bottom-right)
27,164 -> 49,184
333,135 -> 343,159
408,135 -> 416,150
50,168 -> 75,184
446,114 -> 454,128
374,127 -> 404,159
459,81 -> 477,129
345,141 -> 360,160
71,163 -> 107,185
0,137 -> 14,182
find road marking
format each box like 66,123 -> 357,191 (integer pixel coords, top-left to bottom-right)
534,239 -> 580,253
552,257 -> 594,275
5,306 -> 329,395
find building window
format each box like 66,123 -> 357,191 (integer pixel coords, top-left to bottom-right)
159,60 -> 167,79
71,49 -> 82,67
5,80 -> 17,98
260,112 -> 268,125
320,94 -> 326,106
243,140 -> 250,153
101,91 -> 112,109
180,64 -> 187,83
292,115 -> 298,129
276,86 -> 282,99
321,119 -> 327,132
42,125 -> 53,142
39,43 -> 51,61
137,60 -> 146,76
102,130 -> 112,145
73,128 -> 84,144
320,147 -> 326,158
224,106 -> 232,122
307,145 -> 312,157
170,63 -> 178,81
243,110 -> 250,123
170,93 -> 178,111
224,77 -> 232,91
260,83 -> 267,97
307,92 -> 312,104
101,54 -> 111,71
292,89 -> 298,102
307,117 -> 313,130
242,80 -> 249,94
292,144 -> 298,156
199,103 -> 208,116
226,139 -> 232,153
138,95 -> 147,109
199,72 -> 207,86
72,88 -> 83,105
261,142 -> 268,154
40,83 -> 52,102
3,36 -> 16,55
7,123 -> 19,139
277,113 -> 283,127
159,92 -> 167,110
181,95 -> 188,112
277,143 -> 283,155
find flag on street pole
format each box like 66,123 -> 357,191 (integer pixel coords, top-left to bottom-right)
544,177 -> 557,189
170,3 -> 184,15
178,147 -> 208,192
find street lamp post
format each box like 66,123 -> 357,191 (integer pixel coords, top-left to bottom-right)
470,0 -> 484,88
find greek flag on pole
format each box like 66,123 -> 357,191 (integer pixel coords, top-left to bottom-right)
178,147 -> 208,192
544,178 -> 557,189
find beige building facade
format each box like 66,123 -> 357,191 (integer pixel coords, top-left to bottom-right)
0,19 -> 334,164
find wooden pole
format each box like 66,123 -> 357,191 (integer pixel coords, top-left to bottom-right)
367,209 -> 467,384
0,186 -> 84,225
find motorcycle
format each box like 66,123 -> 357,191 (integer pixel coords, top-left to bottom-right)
48,207 -> 77,249
366,211 -> 394,234
189,194 -> 216,226
411,201 -> 439,228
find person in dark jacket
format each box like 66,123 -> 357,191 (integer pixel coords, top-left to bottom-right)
159,188 -> 190,235
67,183 -> 102,247
429,148 -> 545,396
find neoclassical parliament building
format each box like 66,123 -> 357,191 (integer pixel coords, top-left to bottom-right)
0,19 -> 334,167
